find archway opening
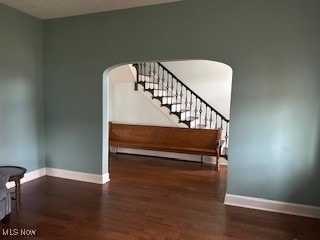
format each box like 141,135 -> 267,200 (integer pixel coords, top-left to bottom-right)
103,59 -> 233,178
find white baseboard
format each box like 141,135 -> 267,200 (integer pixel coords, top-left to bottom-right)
113,147 -> 228,165
46,168 -> 110,184
102,172 -> 110,184
6,167 -> 109,189
224,194 -> 320,218
6,168 -> 46,189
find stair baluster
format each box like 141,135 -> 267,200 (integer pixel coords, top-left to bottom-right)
215,113 -> 218,128
143,63 -> 146,84
200,102 -> 203,128
205,106 -> 208,129
175,79 -> 179,112
152,63 -> 155,90
185,87 -> 188,124
161,67 -> 165,97
194,96 -> 197,128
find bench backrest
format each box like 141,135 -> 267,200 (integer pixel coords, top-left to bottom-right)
109,122 -> 221,155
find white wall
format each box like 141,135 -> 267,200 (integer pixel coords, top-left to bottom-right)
109,65 -> 175,126
161,60 -> 232,119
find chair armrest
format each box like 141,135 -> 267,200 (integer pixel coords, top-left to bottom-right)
0,173 -> 9,187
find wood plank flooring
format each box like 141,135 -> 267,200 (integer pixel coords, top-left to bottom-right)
1,153 -> 319,239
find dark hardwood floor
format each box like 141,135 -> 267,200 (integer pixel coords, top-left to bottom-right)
1,153 -> 319,239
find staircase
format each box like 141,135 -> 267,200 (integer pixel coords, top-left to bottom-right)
132,62 -> 230,157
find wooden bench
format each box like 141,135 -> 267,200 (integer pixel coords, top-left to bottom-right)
109,122 -> 222,170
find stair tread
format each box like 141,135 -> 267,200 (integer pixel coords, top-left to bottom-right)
161,103 -> 182,107
145,88 -> 168,91
153,95 -> 176,98
138,72 -> 151,76
196,124 -> 208,129
139,79 -> 162,83
180,117 -> 198,122
161,96 -> 176,98
171,109 -> 191,113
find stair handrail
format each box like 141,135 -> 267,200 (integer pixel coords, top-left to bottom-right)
157,62 -> 229,123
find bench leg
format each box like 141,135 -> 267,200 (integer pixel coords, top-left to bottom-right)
215,155 -> 220,171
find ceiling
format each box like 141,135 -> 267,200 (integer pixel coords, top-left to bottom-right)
0,0 -> 181,19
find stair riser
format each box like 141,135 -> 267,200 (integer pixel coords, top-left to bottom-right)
160,98 -> 181,105
171,104 -> 190,112
172,111 -> 192,120
179,113 -> 196,120
143,82 -> 167,89
152,91 -> 174,97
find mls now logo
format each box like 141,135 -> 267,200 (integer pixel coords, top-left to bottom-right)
2,228 -> 37,237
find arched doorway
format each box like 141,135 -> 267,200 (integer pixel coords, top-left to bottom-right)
103,59 -> 233,177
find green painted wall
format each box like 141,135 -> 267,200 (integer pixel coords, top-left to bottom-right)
43,0 -> 320,206
0,4 -> 44,172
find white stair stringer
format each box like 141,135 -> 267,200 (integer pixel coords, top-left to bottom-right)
137,84 -> 187,128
